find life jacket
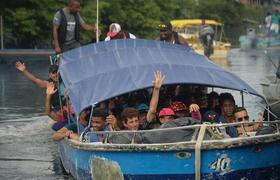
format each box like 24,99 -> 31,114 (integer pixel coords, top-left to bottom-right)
57,9 -> 80,45
110,31 -> 130,40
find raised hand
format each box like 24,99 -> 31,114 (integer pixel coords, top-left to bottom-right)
152,71 -> 165,90
106,115 -> 117,131
46,82 -> 57,95
189,103 -> 200,112
15,61 -> 26,72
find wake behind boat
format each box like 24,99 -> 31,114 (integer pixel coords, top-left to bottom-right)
57,39 -> 280,180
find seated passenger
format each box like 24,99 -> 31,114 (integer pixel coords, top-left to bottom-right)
202,110 -> 219,123
84,107 -> 111,142
169,101 -> 201,122
52,107 -> 91,141
218,93 -> 238,137
121,107 -> 140,131
108,106 -> 124,130
45,82 -> 70,131
136,103 -> 150,129
207,91 -> 220,113
234,107 -> 263,136
158,108 -> 175,124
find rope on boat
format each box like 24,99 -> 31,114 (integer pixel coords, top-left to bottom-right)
195,123 -> 207,180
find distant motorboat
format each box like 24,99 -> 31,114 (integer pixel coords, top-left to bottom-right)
171,19 -> 231,58
239,28 -> 280,51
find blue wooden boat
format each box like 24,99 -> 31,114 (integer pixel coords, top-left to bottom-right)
58,39 -> 280,180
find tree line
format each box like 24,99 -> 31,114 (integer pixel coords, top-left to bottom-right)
0,0 -> 268,49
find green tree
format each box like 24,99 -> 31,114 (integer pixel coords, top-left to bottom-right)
0,0 -> 270,48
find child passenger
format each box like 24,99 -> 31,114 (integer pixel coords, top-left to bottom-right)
84,107 -> 112,142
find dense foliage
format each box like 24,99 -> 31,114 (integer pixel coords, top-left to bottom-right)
0,0 -> 269,48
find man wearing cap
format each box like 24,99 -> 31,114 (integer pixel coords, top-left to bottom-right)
158,21 -> 189,46
136,103 -> 149,128
104,23 -> 136,41
52,0 -> 98,54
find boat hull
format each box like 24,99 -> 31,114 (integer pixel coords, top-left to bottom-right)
58,139 -> 280,180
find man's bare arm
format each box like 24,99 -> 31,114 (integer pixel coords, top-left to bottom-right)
15,61 -> 48,88
53,24 -> 61,54
81,23 -> 95,32
147,71 -> 165,122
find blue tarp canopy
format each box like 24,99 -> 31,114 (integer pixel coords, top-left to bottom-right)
59,39 -> 263,115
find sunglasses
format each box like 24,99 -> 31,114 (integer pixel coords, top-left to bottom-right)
237,115 -> 249,122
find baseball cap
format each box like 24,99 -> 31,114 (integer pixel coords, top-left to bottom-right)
159,108 -> 175,117
159,21 -> 172,30
107,23 -> 121,38
169,101 -> 187,112
136,103 -> 149,113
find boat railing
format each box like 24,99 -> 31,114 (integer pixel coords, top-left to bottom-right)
81,120 -> 280,146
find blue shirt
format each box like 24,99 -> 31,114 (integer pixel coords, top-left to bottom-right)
85,126 -> 109,142
218,115 -> 238,138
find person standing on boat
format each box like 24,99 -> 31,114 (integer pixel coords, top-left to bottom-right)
199,19 -> 215,57
104,23 -> 136,41
52,0 -> 98,54
265,12 -> 272,34
15,61 -> 65,110
158,21 -> 189,46
270,10 -> 280,35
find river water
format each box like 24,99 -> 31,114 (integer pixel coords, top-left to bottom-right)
0,48 -> 279,179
